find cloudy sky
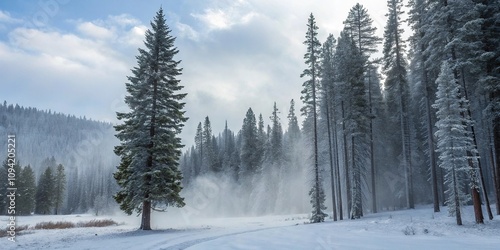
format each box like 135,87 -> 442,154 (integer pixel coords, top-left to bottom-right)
0,0 -> 391,146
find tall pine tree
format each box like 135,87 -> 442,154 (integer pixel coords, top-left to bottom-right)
433,61 -> 480,225
114,7 -> 187,230
301,13 -> 327,223
17,165 -> 36,215
35,166 -> 55,215
383,0 -> 414,209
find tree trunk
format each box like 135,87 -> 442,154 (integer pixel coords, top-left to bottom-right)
439,167 -> 446,206
494,115 -> 500,215
326,102 -> 337,221
472,187 -> 484,224
480,164 -> 494,220
368,67 -> 377,214
332,106 -> 343,220
341,101 -> 351,217
458,68 -> 487,223
419,12 -> 440,213
452,167 -> 462,226
140,200 -> 152,230
312,40 -> 321,221
425,84 -> 440,212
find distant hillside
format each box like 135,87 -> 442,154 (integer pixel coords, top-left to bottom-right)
0,101 -> 119,214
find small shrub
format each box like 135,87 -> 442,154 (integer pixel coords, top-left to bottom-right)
0,224 -> 29,238
403,226 -> 416,236
34,221 -> 76,230
77,219 -> 117,228
423,228 -> 429,234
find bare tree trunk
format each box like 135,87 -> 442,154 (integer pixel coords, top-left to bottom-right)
420,20 -> 440,213
332,106 -> 343,220
453,167 -> 462,226
490,123 -> 500,215
140,200 -> 152,230
367,67 -> 377,213
472,187 -> 484,223
326,102 -> 337,221
494,115 -> 500,215
341,101 -> 352,217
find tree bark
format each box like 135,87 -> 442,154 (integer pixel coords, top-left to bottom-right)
494,116 -> 500,215
332,104 -> 343,220
341,101 -> 351,217
326,102 -> 337,221
140,200 -> 152,230
472,187 -> 484,224
367,67 -> 377,213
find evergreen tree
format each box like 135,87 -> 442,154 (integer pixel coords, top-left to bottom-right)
240,108 -> 259,177
335,30 -> 369,219
301,13 -> 327,223
286,99 -> 301,143
269,102 -> 283,164
194,122 -> 203,176
343,3 -> 382,215
383,0 -> 414,209
203,116 -> 216,172
0,160 -> 22,215
54,164 -> 66,215
343,3 -> 383,63
17,165 -> 36,215
0,160 -> 9,214
35,166 -> 55,215
433,61 -> 480,225
114,8 -> 187,230
320,34 -> 339,220
407,0 -> 441,213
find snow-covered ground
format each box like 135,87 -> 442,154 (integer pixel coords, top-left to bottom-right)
2,205 -> 499,249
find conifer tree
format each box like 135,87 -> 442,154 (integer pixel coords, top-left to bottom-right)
301,13 -> 327,223
35,166 -> 55,215
407,0 -> 440,213
343,3 -> 382,215
114,7 -> 187,230
17,165 -> 36,215
269,102 -> 283,164
433,61 -> 480,225
194,122 -> 203,176
383,0 -> 414,209
320,34 -> 338,220
54,164 -> 66,215
240,108 -> 259,177
203,116 -> 216,172
0,160 -> 22,215
343,3 -> 382,63
335,30 -> 369,219
286,99 -> 301,143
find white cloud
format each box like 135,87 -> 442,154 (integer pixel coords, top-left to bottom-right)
176,22 -> 199,41
108,14 -> 141,27
122,25 -> 147,47
0,16 -> 142,124
191,0 -> 259,32
9,28 -> 126,72
77,21 -> 115,40
71,14 -> 147,47
0,10 -> 22,23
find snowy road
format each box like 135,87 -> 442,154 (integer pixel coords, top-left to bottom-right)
3,206 -> 500,249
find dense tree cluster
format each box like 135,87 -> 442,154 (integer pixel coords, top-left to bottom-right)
180,1 -> 499,225
0,158 -> 67,216
0,102 -> 118,215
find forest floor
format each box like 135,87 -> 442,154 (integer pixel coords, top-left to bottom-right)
1,204 -> 499,249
